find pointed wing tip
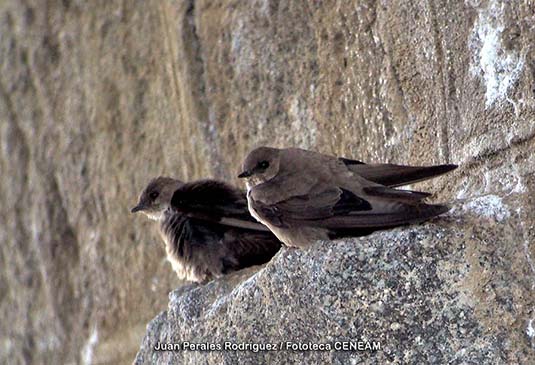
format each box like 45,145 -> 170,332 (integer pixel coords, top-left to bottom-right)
428,203 -> 452,218
339,157 -> 365,165
416,163 -> 458,182
440,164 -> 458,172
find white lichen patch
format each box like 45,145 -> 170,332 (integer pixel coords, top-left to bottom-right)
469,0 -> 525,108
81,326 -> 99,365
496,172 -> 525,196
461,195 -> 511,222
527,318 -> 535,339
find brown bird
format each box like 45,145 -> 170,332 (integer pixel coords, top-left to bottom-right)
238,147 -> 457,248
131,177 -> 281,283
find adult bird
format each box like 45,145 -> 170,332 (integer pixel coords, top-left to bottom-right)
238,146 -> 457,248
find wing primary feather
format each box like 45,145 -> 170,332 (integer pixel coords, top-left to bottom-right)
348,163 -> 457,187
332,188 -> 372,214
338,157 -> 365,165
322,204 -> 450,228
363,186 -> 432,201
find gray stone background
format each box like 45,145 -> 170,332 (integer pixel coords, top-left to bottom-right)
0,0 -> 533,364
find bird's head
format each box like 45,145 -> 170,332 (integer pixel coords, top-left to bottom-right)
238,146 -> 281,187
131,176 -> 183,220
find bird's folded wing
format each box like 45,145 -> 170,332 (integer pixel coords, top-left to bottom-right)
170,179 -> 269,231
253,187 -> 370,227
337,157 -> 365,165
220,230 -> 282,273
341,161 -> 458,187
362,186 -> 431,202
252,185 -> 449,229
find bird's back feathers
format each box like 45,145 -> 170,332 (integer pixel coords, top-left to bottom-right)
162,180 -> 281,282
171,180 -> 269,231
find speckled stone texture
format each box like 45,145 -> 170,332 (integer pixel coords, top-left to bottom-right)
1,0 -> 534,364
134,198 -> 534,364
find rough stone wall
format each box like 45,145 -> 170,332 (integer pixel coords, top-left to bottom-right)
0,0 -> 533,364
135,199 -> 534,364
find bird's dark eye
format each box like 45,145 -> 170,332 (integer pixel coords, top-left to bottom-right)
149,191 -> 159,200
258,160 -> 270,169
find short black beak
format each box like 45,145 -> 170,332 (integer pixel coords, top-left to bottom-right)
131,204 -> 144,213
238,170 -> 252,178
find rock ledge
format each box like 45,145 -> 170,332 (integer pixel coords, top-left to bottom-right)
135,197 -> 534,364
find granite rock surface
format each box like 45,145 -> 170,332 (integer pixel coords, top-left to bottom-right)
134,197 -> 534,364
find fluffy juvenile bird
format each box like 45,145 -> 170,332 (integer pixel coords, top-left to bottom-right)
131,177 -> 281,282
238,147 -> 457,248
